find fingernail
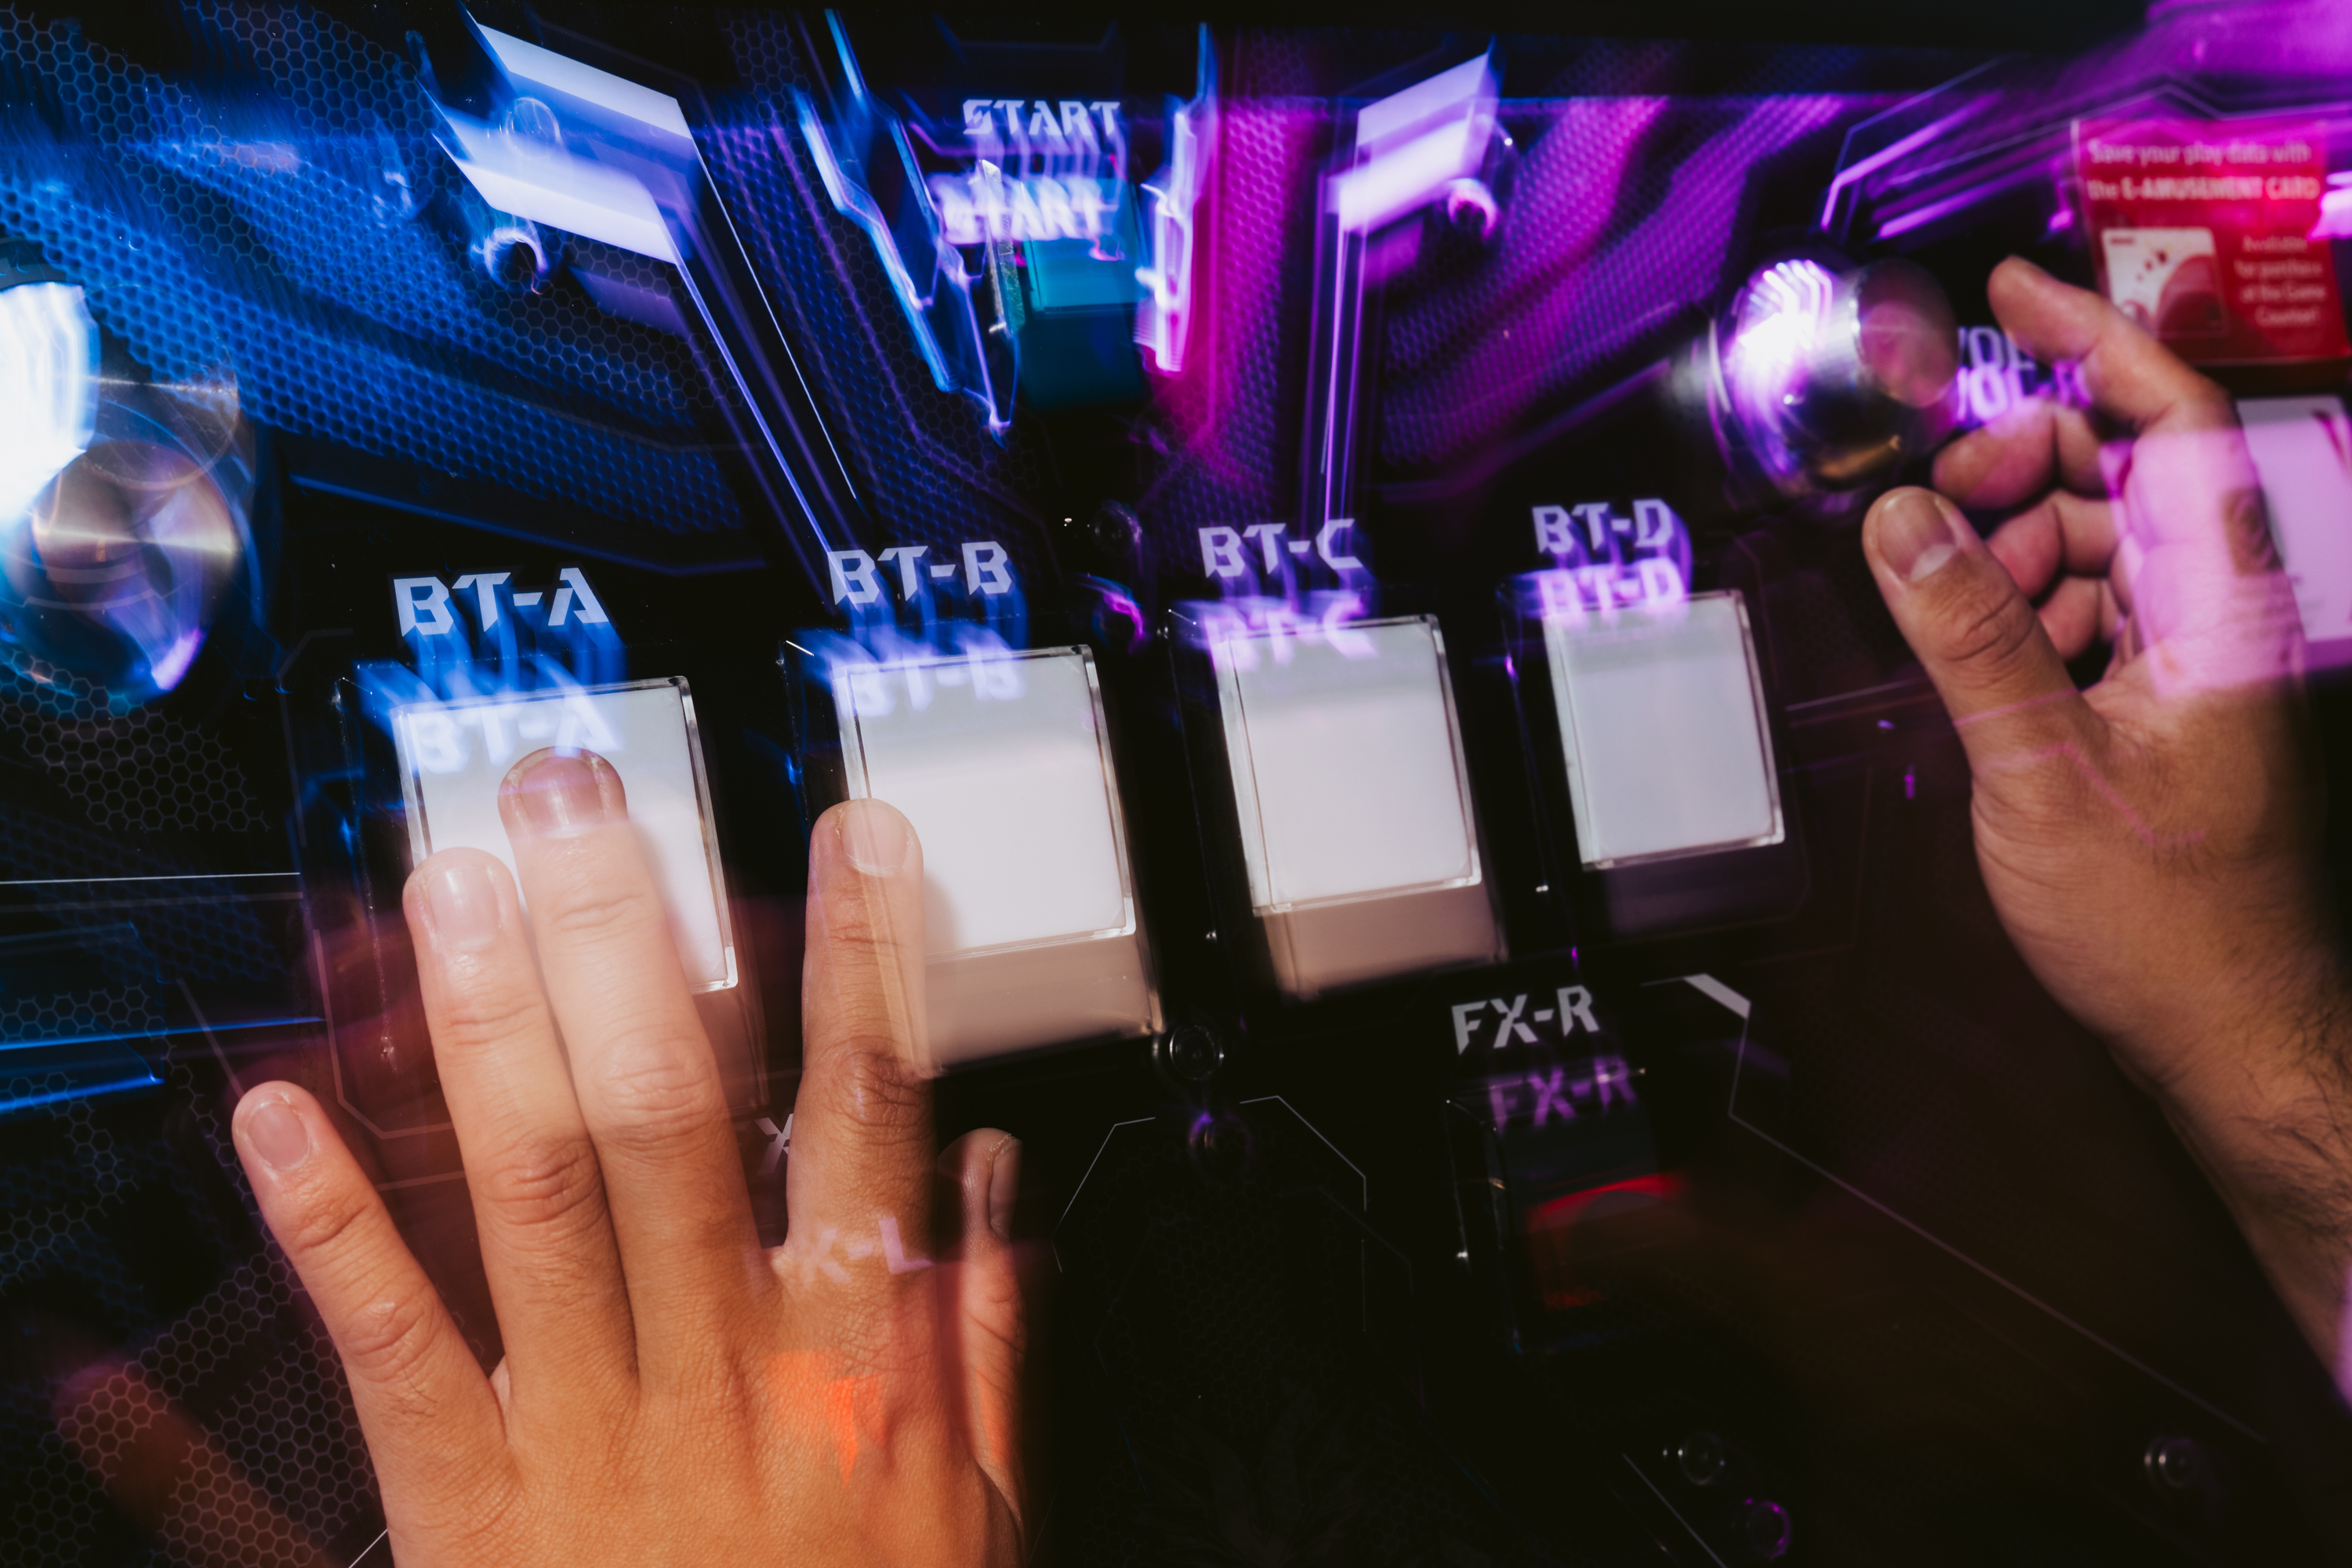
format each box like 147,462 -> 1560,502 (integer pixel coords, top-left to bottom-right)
502,749 -> 619,834
1877,489 -> 1967,584
420,856 -> 502,949
244,1096 -> 311,1172
837,799 -> 912,877
989,1138 -> 1021,1240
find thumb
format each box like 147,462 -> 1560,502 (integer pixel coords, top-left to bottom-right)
1863,486 -> 2103,777
938,1128 -> 1025,1526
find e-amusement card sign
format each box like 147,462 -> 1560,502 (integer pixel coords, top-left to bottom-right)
2074,118 -> 2348,365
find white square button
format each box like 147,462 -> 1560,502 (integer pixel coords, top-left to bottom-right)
1211,615 -> 1501,998
1543,591 -> 1783,869
835,645 -> 1157,1062
390,678 -> 736,991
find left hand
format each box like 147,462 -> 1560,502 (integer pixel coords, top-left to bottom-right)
230,754 -> 1026,1565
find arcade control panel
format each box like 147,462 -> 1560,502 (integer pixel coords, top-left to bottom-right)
6,3 -> 2352,1564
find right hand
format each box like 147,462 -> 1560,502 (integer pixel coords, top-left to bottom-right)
1859,256 -> 2352,1361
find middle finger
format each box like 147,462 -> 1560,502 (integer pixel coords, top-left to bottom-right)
499,747 -> 759,1367
1987,488 -> 2118,600
784,800 -> 936,1312
1933,393 -> 2110,508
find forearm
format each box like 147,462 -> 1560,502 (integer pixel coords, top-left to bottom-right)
2154,978 -> 2352,1370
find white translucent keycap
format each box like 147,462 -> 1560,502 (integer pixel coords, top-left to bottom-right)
1212,615 -> 1501,998
1543,591 -> 1783,869
392,677 -> 736,990
834,645 -> 1157,1063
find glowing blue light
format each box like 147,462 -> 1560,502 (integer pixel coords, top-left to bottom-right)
430,25 -> 693,264
0,281 -> 99,524
793,18 -> 1015,433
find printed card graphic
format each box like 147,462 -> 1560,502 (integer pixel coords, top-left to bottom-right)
2075,118 -> 2348,365
2100,227 -> 2224,336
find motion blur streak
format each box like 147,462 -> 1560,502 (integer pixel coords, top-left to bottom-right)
0,281 -> 98,523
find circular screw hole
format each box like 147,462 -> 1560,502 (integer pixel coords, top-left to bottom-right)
1187,1110 -> 1254,1185
1160,1025 -> 1224,1086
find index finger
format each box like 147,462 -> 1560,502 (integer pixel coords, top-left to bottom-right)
783,800 -> 936,1294
1985,255 -> 2235,436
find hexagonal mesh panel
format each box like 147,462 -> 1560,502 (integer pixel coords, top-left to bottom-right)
0,3 -> 742,540
0,658 -> 263,837
0,1047 -> 383,1568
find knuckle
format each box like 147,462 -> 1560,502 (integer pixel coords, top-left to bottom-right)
480,1131 -> 606,1236
336,1289 -> 448,1400
1942,572 -> 2043,681
278,1178 -> 379,1265
819,880 -> 920,967
2221,485 -> 2281,573
429,975 -> 546,1055
539,880 -> 667,946
815,1033 -> 928,1137
590,1032 -> 724,1149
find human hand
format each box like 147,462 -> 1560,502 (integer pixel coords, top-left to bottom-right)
1860,256 -> 2352,1361
229,753 -> 1025,1565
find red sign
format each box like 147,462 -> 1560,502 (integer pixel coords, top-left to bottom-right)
2074,117 -> 2348,365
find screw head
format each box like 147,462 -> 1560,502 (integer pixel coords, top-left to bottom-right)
1090,501 -> 1142,561
1734,1498 -> 1791,1561
1672,1431 -> 1728,1487
1165,1025 -> 1224,1083
2145,1436 -> 2207,1494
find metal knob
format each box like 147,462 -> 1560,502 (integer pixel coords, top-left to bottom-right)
1708,255 -> 1959,501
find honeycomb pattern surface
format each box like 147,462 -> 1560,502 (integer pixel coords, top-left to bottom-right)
0,985 -> 161,1048
1,1047 -> 382,1568
0,1076 -> 131,1298
1054,1113 -> 1546,1566
0,4 -> 741,538
0,836 -> 283,986
712,15 -> 1055,557
0,659 -> 265,837
1379,93 -> 1857,468
1133,98 -> 1324,543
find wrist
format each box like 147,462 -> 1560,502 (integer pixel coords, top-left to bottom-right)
2149,969 -> 2352,1358
2128,928 -> 2351,1107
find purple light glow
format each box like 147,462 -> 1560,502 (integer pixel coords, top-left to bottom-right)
1327,55 -> 1499,237
1136,28 -> 1217,376
1943,325 -> 2091,430
1819,91 -> 1997,231
1476,1054 -> 1640,1129
1722,259 -> 1838,453
2314,172 -> 2352,240
1192,591 -> 1377,671
1527,561 -> 1689,626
